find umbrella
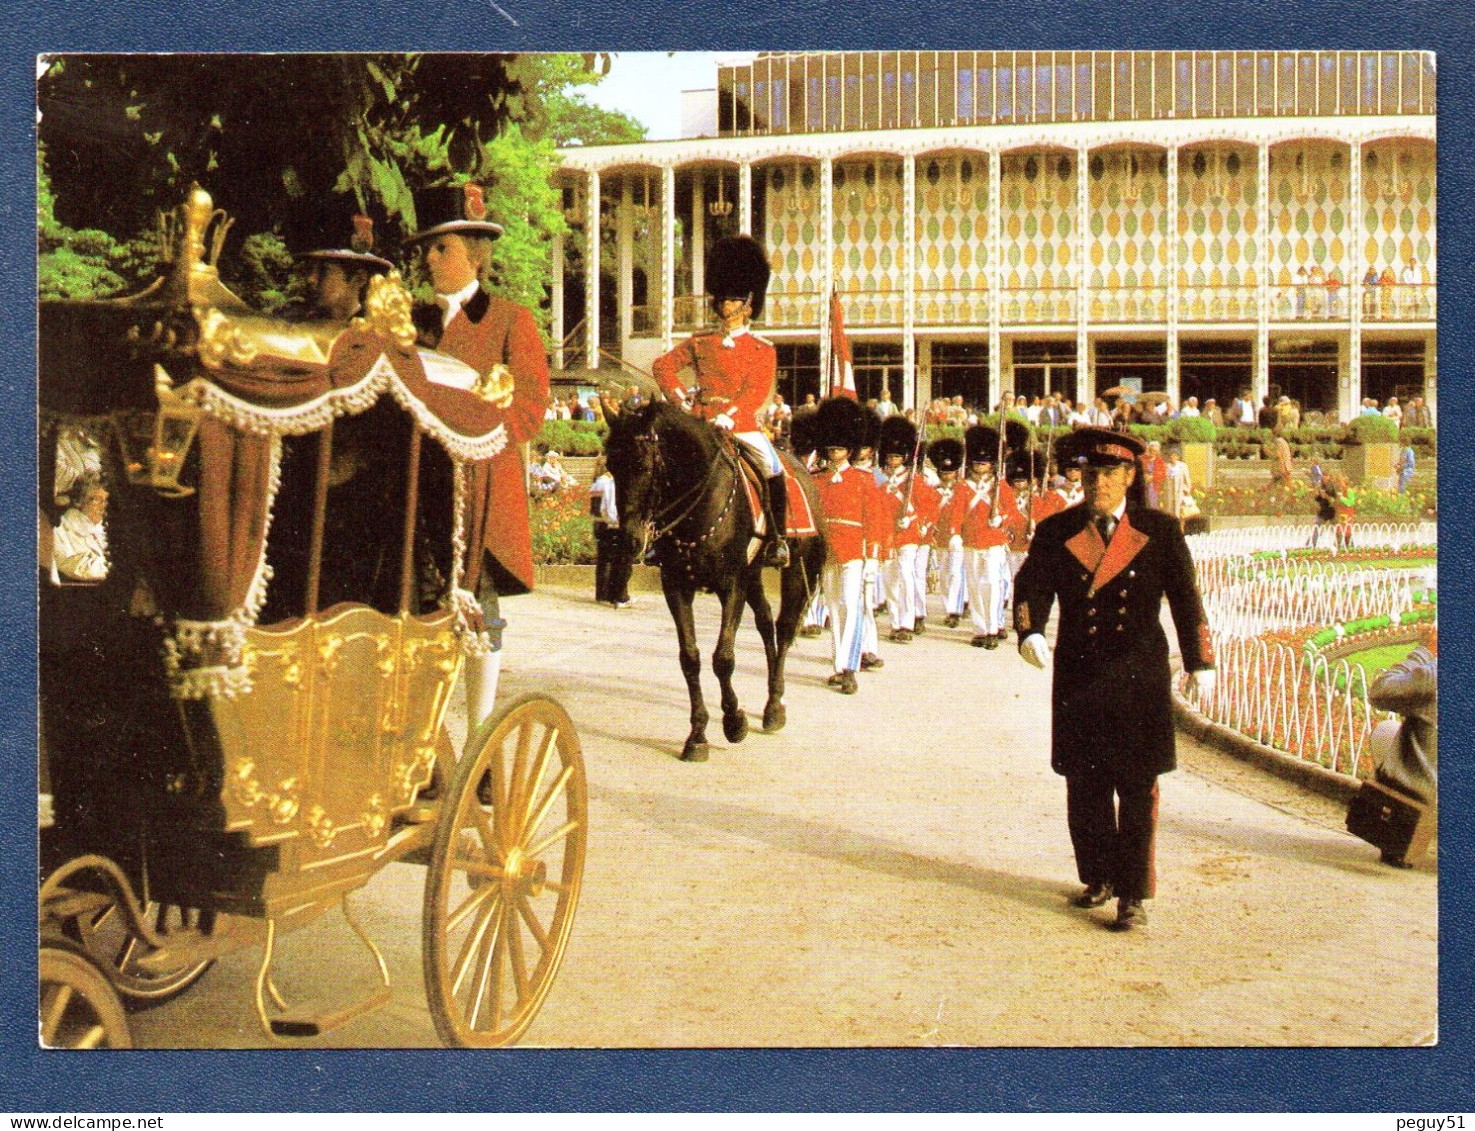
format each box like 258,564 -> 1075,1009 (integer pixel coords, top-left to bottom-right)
1138,391 -> 1171,406
1100,385 -> 1136,398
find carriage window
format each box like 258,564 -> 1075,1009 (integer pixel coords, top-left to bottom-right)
49,426 -> 111,582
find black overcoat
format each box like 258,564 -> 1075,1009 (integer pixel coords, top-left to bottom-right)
1012,503 -> 1214,781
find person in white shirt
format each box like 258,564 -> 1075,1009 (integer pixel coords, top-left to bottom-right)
1177,397 -> 1201,418
52,480 -> 110,582
588,458 -> 633,607
1382,396 -> 1403,426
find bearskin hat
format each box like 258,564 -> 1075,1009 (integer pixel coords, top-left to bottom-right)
789,406 -> 822,460
1002,416 -> 1031,454
705,235 -> 772,320
1006,449 -> 1046,484
857,406 -> 883,455
928,436 -> 964,473
965,424 -> 1001,466
878,415 -> 919,464
816,395 -> 866,456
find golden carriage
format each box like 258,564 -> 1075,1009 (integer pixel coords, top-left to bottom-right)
39,187 -> 587,1048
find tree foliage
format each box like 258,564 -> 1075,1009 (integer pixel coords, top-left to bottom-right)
38,52 -> 645,326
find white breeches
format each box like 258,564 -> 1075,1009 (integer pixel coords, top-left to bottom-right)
822,559 -> 868,673
736,431 -> 783,476
803,587 -> 829,629
910,543 -> 931,622
965,545 -> 1010,634
941,548 -> 967,615
885,544 -> 925,630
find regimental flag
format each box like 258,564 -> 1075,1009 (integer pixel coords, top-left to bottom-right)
828,290 -> 857,400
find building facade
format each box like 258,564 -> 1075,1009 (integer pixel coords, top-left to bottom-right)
553,50 -> 1436,420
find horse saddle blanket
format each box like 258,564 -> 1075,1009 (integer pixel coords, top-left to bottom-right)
734,451 -> 818,538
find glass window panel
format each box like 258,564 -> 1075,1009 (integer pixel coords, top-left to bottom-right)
807,73 -> 822,128
881,55 -> 898,127
939,52 -> 958,123
1196,56 -> 1214,117
1036,55 -> 1053,122
1339,53 -> 1357,114
958,66 -> 974,121
1075,59 -> 1092,118
919,51 -> 938,127
1299,53 -> 1318,115
844,74 -> 860,130
1057,60 -> 1073,119
1153,53 -> 1173,118
1176,56 -> 1192,116
1017,60 -> 1034,122
1094,54 -> 1112,118
902,64 -> 918,125
997,63 -> 1013,121
1115,54 -> 1133,118
1319,54 -> 1338,115
752,79 -> 766,131
979,59 -> 995,121
719,71 -> 735,133
736,79 -> 750,132
1134,51 -> 1153,118
1402,51 -> 1420,111
1234,52 -> 1254,116
1422,53 -> 1437,113
1381,52 -> 1400,110
1362,52 -> 1379,112
1258,53 -> 1276,113
1278,53 -> 1296,112
827,74 -> 842,130
1217,55 -> 1234,115
862,56 -> 880,129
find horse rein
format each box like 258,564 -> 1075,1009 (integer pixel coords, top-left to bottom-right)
633,428 -> 741,559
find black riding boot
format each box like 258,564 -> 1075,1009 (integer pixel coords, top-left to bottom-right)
764,473 -> 790,568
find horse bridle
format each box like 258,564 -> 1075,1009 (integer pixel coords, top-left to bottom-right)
632,426 -> 740,561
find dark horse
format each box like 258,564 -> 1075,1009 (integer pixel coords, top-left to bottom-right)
604,401 -> 827,762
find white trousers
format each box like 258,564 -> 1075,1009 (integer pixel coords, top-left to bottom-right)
940,547 -> 967,615
965,544 -> 1010,635
735,430 -> 783,475
885,543 -> 925,631
822,559 -> 868,674
802,587 -> 829,629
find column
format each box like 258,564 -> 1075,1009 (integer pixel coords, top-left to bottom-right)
617,176 -> 634,345
585,169 -> 600,369
818,157 -> 835,385
1347,139 -> 1363,421
1165,146 -> 1180,404
988,149 -> 1002,411
739,161 -> 753,235
661,165 -> 676,349
692,169 -> 706,299
1075,146 -> 1090,407
551,229 -> 565,370
902,155 -> 917,411
1254,142 -> 1270,405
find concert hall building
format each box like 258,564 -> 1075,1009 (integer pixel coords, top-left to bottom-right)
552,51 -> 1436,420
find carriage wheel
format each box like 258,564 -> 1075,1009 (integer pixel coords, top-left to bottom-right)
67,899 -> 216,1008
39,940 -> 133,1049
423,694 -> 587,1047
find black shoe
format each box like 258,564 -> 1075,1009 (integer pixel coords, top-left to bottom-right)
799,624 -> 824,638
982,634 -> 999,649
1110,898 -> 1147,931
825,671 -> 847,688
888,629 -> 912,644
765,538 -> 791,568
860,652 -> 884,671
839,671 -> 858,695
913,618 -> 926,635
1072,883 -> 1113,909
944,614 -> 961,628
970,634 -> 989,648
996,629 -> 1009,641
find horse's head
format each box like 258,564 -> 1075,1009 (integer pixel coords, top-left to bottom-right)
604,400 -> 718,549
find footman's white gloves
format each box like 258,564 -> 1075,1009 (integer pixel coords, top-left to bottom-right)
1020,633 -> 1051,669
713,413 -> 735,430
1188,668 -> 1217,698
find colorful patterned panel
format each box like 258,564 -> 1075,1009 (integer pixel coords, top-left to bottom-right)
1266,142 -> 1351,286
1361,145 -> 1436,281
914,154 -> 988,323
1000,152 -> 1075,290
832,159 -> 906,298
1088,150 -> 1167,288
763,164 -> 825,298
1177,145 -> 1258,288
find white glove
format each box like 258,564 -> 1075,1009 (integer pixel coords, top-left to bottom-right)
863,558 -> 880,584
948,534 -> 963,552
1019,633 -> 1051,669
898,514 -> 915,530
989,514 -> 1004,528
713,412 -> 735,431
1188,669 -> 1217,698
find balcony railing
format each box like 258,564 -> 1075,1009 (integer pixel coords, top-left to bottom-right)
1362,283 -> 1436,322
1088,287 -> 1169,322
631,305 -> 658,337
999,287 -> 1077,324
916,289 -> 988,324
833,290 -> 903,326
1179,286 -> 1259,322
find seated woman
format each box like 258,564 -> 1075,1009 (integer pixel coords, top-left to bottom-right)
52,478 -> 110,583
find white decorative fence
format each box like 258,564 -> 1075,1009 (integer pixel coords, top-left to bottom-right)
1184,522 -> 1437,778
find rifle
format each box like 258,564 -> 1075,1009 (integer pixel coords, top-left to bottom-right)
992,408 -> 1008,512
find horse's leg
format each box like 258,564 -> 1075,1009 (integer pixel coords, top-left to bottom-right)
713,577 -> 750,744
744,567 -> 782,732
664,578 -> 710,762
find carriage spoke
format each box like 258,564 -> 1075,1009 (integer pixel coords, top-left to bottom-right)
516,893 -> 551,952
506,720 -> 534,835
466,903 -> 505,1029
450,892 -> 502,997
471,908 -> 509,1032
521,765 -> 573,847
41,985 -> 72,1042
526,819 -> 580,860
74,1023 -> 108,1050
484,737 -> 509,852
506,904 -> 530,1005
445,882 -> 498,936
516,726 -> 559,841
470,805 -> 504,864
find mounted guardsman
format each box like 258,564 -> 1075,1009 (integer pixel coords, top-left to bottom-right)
291,200 -> 395,323
947,423 -> 1021,648
405,181 -> 551,731
814,397 -> 890,694
1012,426 -> 1216,932
879,415 -> 940,643
927,437 -> 967,628
653,235 -> 790,568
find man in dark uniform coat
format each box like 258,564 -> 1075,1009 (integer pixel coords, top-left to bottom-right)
1012,427 -> 1216,930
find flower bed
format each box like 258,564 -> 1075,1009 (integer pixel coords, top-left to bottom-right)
529,488 -> 596,564
1196,480 -> 1436,519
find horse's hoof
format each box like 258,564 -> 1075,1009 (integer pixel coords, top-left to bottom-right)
722,713 -> 749,743
762,705 -> 787,733
681,740 -> 710,763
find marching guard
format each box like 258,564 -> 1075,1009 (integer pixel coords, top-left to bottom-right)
815,397 -> 890,694
652,235 -> 791,568
1012,427 -> 1216,931
946,424 -> 1021,648
928,437 -> 968,628
1003,449 -> 1050,581
879,416 -> 941,642
852,408 -> 886,670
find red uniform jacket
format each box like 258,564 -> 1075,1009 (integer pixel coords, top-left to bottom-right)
1034,489 -> 1071,523
931,481 -> 960,550
948,477 -> 1018,549
886,471 -> 942,549
433,288 -> 550,595
652,330 -> 776,433
1003,494 -> 1056,554
817,465 -> 890,565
